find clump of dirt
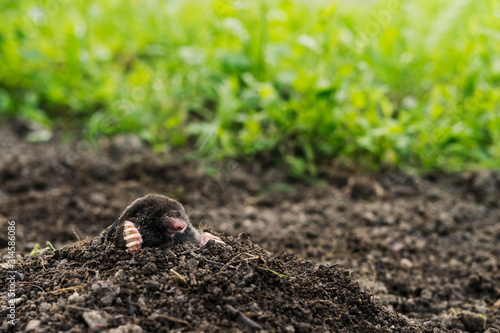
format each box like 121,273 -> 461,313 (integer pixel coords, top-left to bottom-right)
1,121 -> 500,332
2,234 -> 441,332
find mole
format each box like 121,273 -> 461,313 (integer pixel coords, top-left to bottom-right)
104,193 -> 224,252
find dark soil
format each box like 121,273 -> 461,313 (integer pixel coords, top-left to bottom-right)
1,122 -> 499,332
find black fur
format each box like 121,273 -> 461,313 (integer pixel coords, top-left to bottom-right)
105,193 -> 200,250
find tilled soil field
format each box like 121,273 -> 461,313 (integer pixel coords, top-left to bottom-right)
1,122 -> 499,332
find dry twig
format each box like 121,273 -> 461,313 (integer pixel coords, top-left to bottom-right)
169,269 -> 190,287
225,304 -> 263,330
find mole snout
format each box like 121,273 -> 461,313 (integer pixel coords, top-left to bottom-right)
105,193 -> 225,252
164,218 -> 187,235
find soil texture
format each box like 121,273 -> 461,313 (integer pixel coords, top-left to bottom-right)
1,122 -> 499,332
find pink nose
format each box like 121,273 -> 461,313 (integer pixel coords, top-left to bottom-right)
171,219 -> 186,231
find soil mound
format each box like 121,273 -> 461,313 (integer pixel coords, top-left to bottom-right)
4,234 -> 440,332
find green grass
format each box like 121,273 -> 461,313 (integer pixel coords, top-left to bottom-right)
1,0 -> 500,176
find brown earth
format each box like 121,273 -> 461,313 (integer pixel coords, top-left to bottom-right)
0,121 -> 499,332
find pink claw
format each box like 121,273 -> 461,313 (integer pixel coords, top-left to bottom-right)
198,232 -> 225,247
123,221 -> 143,253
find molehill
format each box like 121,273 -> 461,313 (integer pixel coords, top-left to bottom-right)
2,234 -> 442,332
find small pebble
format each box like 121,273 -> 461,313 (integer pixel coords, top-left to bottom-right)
25,319 -> 41,330
400,258 -> 414,270
39,302 -> 51,312
83,310 -> 107,329
108,323 -> 143,333
68,291 -> 85,303
460,310 -> 486,333
92,281 -> 120,306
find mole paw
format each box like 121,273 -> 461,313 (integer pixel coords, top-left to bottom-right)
198,232 -> 225,247
123,221 -> 143,253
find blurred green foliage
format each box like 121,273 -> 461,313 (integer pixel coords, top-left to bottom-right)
1,0 -> 499,175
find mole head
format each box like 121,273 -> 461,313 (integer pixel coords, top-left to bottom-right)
121,193 -> 189,236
